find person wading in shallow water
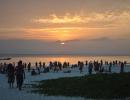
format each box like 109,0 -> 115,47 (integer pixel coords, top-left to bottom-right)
88,62 -> 93,75
15,60 -> 25,91
7,63 -> 15,88
120,62 -> 124,73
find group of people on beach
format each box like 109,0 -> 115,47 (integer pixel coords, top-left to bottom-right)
0,59 -> 127,91
0,61 -> 25,90
72,60 -> 126,74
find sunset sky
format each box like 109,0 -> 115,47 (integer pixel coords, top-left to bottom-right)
0,0 -> 130,55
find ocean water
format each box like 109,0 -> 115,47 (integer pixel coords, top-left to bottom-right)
0,55 -> 130,66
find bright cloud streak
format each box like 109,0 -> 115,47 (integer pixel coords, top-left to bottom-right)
33,11 -> 130,26
33,13 -> 83,24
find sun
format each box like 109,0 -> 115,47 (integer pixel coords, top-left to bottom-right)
60,42 -> 65,45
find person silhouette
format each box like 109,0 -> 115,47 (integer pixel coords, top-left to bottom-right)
15,61 -> 25,91
7,63 -> 15,88
120,62 -> 124,73
88,62 -> 93,75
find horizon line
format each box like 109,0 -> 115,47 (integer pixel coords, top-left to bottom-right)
0,53 -> 130,57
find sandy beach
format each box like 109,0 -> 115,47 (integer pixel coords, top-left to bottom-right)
0,64 -> 130,100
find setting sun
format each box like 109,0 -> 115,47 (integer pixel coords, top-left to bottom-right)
60,42 -> 65,45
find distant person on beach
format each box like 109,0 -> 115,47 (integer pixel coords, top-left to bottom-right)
120,62 -> 124,73
79,62 -> 84,73
100,60 -> 103,67
35,62 -> 40,74
93,61 -> 100,72
31,69 -> 37,75
124,61 -> 127,66
109,62 -> 112,72
39,61 -> 42,69
42,62 -> 46,69
3,63 -> 7,74
15,61 -> 25,90
35,62 -> 38,68
27,62 -> 31,72
36,66 -> 40,74
85,61 -> 88,67
88,62 -> 93,75
7,63 -> 15,88
0,63 -> 3,73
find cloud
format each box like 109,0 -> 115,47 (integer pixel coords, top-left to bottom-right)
33,11 -> 130,27
33,14 -> 83,24
86,37 -> 129,42
88,37 -> 111,41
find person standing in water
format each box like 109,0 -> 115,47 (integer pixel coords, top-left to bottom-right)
88,62 -> 93,75
79,62 -> 84,73
15,61 -> 25,91
109,62 -> 112,72
27,62 -> 31,72
7,63 -> 15,88
120,62 -> 124,73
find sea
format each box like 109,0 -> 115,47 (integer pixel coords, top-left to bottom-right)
0,55 -> 130,66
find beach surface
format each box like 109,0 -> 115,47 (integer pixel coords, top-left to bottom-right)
0,65 -> 130,100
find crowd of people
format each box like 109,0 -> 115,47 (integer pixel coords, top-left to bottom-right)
0,59 -> 128,91
0,61 -> 25,90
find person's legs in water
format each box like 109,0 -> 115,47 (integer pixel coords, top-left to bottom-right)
16,76 -> 19,88
11,79 -> 14,88
19,79 -> 23,90
8,77 -> 11,88
10,77 -> 14,88
18,77 -> 23,91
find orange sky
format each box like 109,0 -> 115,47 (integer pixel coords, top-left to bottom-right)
0,0 -> 130,55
